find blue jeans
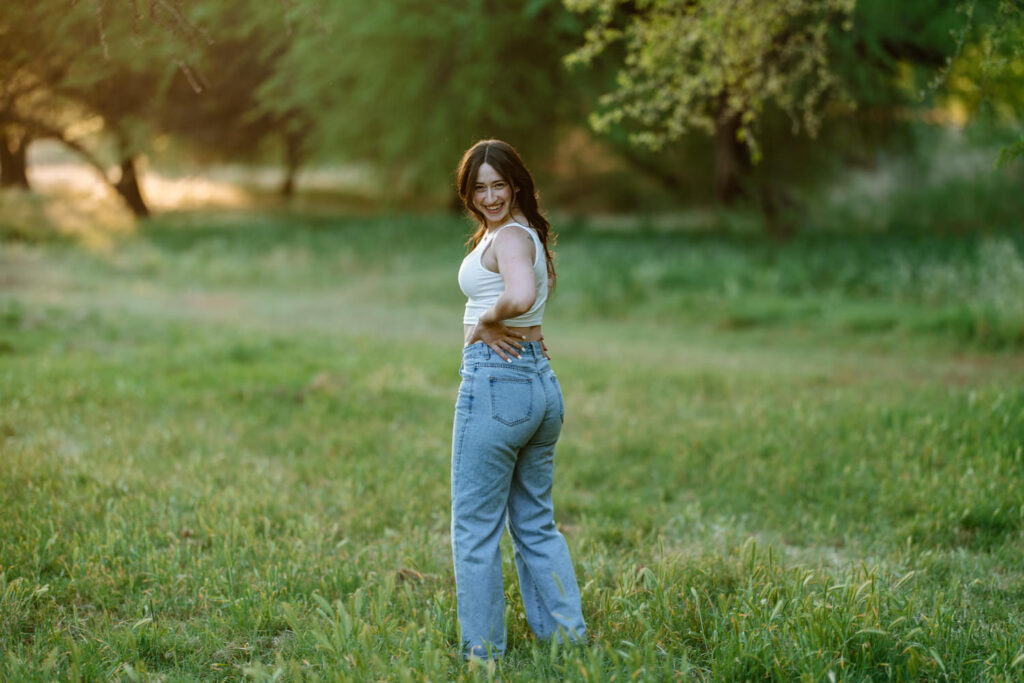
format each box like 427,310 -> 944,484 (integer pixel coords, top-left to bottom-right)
450,341 -> 586,659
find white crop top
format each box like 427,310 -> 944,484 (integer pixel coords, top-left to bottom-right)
458,222 -> 548,326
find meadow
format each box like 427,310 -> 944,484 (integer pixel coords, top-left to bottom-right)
2,178 -> 1024,679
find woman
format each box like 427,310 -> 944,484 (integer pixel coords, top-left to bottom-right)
451,139 -> 587,660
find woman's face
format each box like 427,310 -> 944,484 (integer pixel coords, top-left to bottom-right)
472,162 -> 514,229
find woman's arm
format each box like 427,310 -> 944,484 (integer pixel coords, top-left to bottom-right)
467,228 -> 537,361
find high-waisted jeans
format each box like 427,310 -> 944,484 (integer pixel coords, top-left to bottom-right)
450,341 -> 587,659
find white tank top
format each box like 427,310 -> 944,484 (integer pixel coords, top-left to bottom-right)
458,222 -> 548,326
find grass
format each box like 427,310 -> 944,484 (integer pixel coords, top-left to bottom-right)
1,204 -> 1023,681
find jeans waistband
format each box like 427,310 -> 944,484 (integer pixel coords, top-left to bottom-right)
462,341 -> 549,370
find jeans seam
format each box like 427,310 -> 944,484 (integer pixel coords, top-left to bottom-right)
549,373 -> 564,424
453,373 -> 474,483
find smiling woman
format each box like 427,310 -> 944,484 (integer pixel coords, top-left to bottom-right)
473,163 -> 515,226
457,140 -> 558,352
449,139 -> 586,661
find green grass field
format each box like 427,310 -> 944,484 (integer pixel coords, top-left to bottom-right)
2,207 -> 1023,681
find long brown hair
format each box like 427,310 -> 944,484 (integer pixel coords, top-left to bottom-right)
456,139 -> 557,289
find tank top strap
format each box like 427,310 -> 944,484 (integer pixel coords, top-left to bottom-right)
490,221 -> 532,237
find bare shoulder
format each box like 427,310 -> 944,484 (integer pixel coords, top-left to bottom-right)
493,224 -> 536,259
494,223 -> 533,244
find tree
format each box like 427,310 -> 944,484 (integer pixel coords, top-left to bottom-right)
52,1 -> 217,217
152,2 -> 312,198
1,0 -> 210,215
258,0 -> 589,199
0,1 -> 74,189
565,0 -> 856,206
938,0 -> 1024,167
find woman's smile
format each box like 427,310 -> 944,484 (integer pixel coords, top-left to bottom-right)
473,162 -> 513,228
483,201 -> 505,217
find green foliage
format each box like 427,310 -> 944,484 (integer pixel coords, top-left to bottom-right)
0,0 -> 303,190
996,136 -> 1024,167
564,0 -> 856,160
257,0 -> 588,195
938,1 -> 1024,115
829,0 -> 964,107
945,1 -> 1024,167
561,0 -> 1024,216
1,0 -> 204,150
152,4 -> 293,164
832,0 -> 1024,169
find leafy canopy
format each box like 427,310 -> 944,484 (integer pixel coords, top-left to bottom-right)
565,0 -> 856,161
258,0 -> 586,194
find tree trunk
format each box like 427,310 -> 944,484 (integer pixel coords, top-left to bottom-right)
114,156 -> 150,217
714,110 -> 749,206
280,163 -> 296,199
0,128 -> 31,189
280,129 -> 304,198
757,180 -> 801,241
7,114 -> 152,217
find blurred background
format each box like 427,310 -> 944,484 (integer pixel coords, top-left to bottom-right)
0,0 -> 1020,225
2,0 -> 1024,348
4,0 -> 1024,350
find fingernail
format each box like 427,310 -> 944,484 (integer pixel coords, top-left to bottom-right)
506,358 -> 512,363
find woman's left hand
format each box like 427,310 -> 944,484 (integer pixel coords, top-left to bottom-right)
469,319 -> 524,362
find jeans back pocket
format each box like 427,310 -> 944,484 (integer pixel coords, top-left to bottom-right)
489,376 -> 533,426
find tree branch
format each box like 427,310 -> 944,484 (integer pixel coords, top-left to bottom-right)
8,113 -> 113,185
